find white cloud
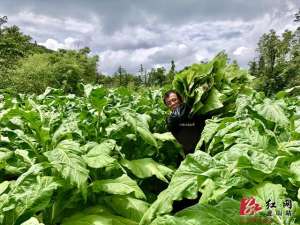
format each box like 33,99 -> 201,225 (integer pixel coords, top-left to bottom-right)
2,0 -> 299,74
38,37 -> 79,50
38,39 -> 63,50
233,47 -> 251,56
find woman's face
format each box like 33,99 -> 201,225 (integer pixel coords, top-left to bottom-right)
165,93 -> 181,111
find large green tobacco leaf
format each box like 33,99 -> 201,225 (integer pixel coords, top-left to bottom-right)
62,206 -> 138,225
92,174 -> 146,199
136,127 -> 158,149
125,113 -> 158,148
254,99 -> 289,127
4,129 -> 39,155
86,139 -> 116,155
103,196 -> 149,222
83,153 -> 115,169
201,118 -> 242,154
198,172 -> 248,205
191,85 -> 206,110
136,114 -> 152,130
88,87 -> 108,111
2,107 -> 50,147
195,118 -> 222,150
18,109 -> 42,132
218,144 -> 282,174
198,116 -> 278,155
105,121 -> 128,137
83,140 -> 117,168
0,147 -> 13,161
279,141 -> 300,155
15,149 -> 35,165
22,100 -> 52,146
120,158 -> 173,183
197,145 -> 283,204
0,176 -> 60,225
150,198 -> 247,225
172,52 -> 250,116
140,151 -> 215,225
52,114 -> 82,146
198,87 -> 224,114
44,140 -> 89,189
172,61 -> 214,97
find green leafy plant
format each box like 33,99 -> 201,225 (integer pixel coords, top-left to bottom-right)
173,52 -> 253,116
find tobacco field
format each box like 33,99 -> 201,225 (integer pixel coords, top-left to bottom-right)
1,54 -> 300,225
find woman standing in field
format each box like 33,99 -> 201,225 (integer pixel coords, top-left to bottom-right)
163,90 -> 209,155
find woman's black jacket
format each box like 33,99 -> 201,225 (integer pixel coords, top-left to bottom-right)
166,103 -> 209,154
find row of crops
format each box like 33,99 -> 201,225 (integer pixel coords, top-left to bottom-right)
1,53 -> 300,225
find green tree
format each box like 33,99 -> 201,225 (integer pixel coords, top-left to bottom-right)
0,16 -> 8,35
248,60 -> 258,77
0,25 -> 50,88
282,27 -> 300,87
138,64 -> 145,85
97,73 -> 114,87
249,29 -> 299,96
148,67 -> 167,86
10,53 -> 55,93
166,60 -> 176,83
114,66 -> 129,86
10,48 -> 99,94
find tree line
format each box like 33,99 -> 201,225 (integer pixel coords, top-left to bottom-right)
96,61 -> 175,88
1,11 -> 300,96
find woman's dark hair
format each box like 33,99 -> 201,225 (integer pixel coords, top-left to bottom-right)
163,90 -> 183,105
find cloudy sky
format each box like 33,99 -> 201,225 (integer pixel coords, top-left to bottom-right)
1,0 -> 300,74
